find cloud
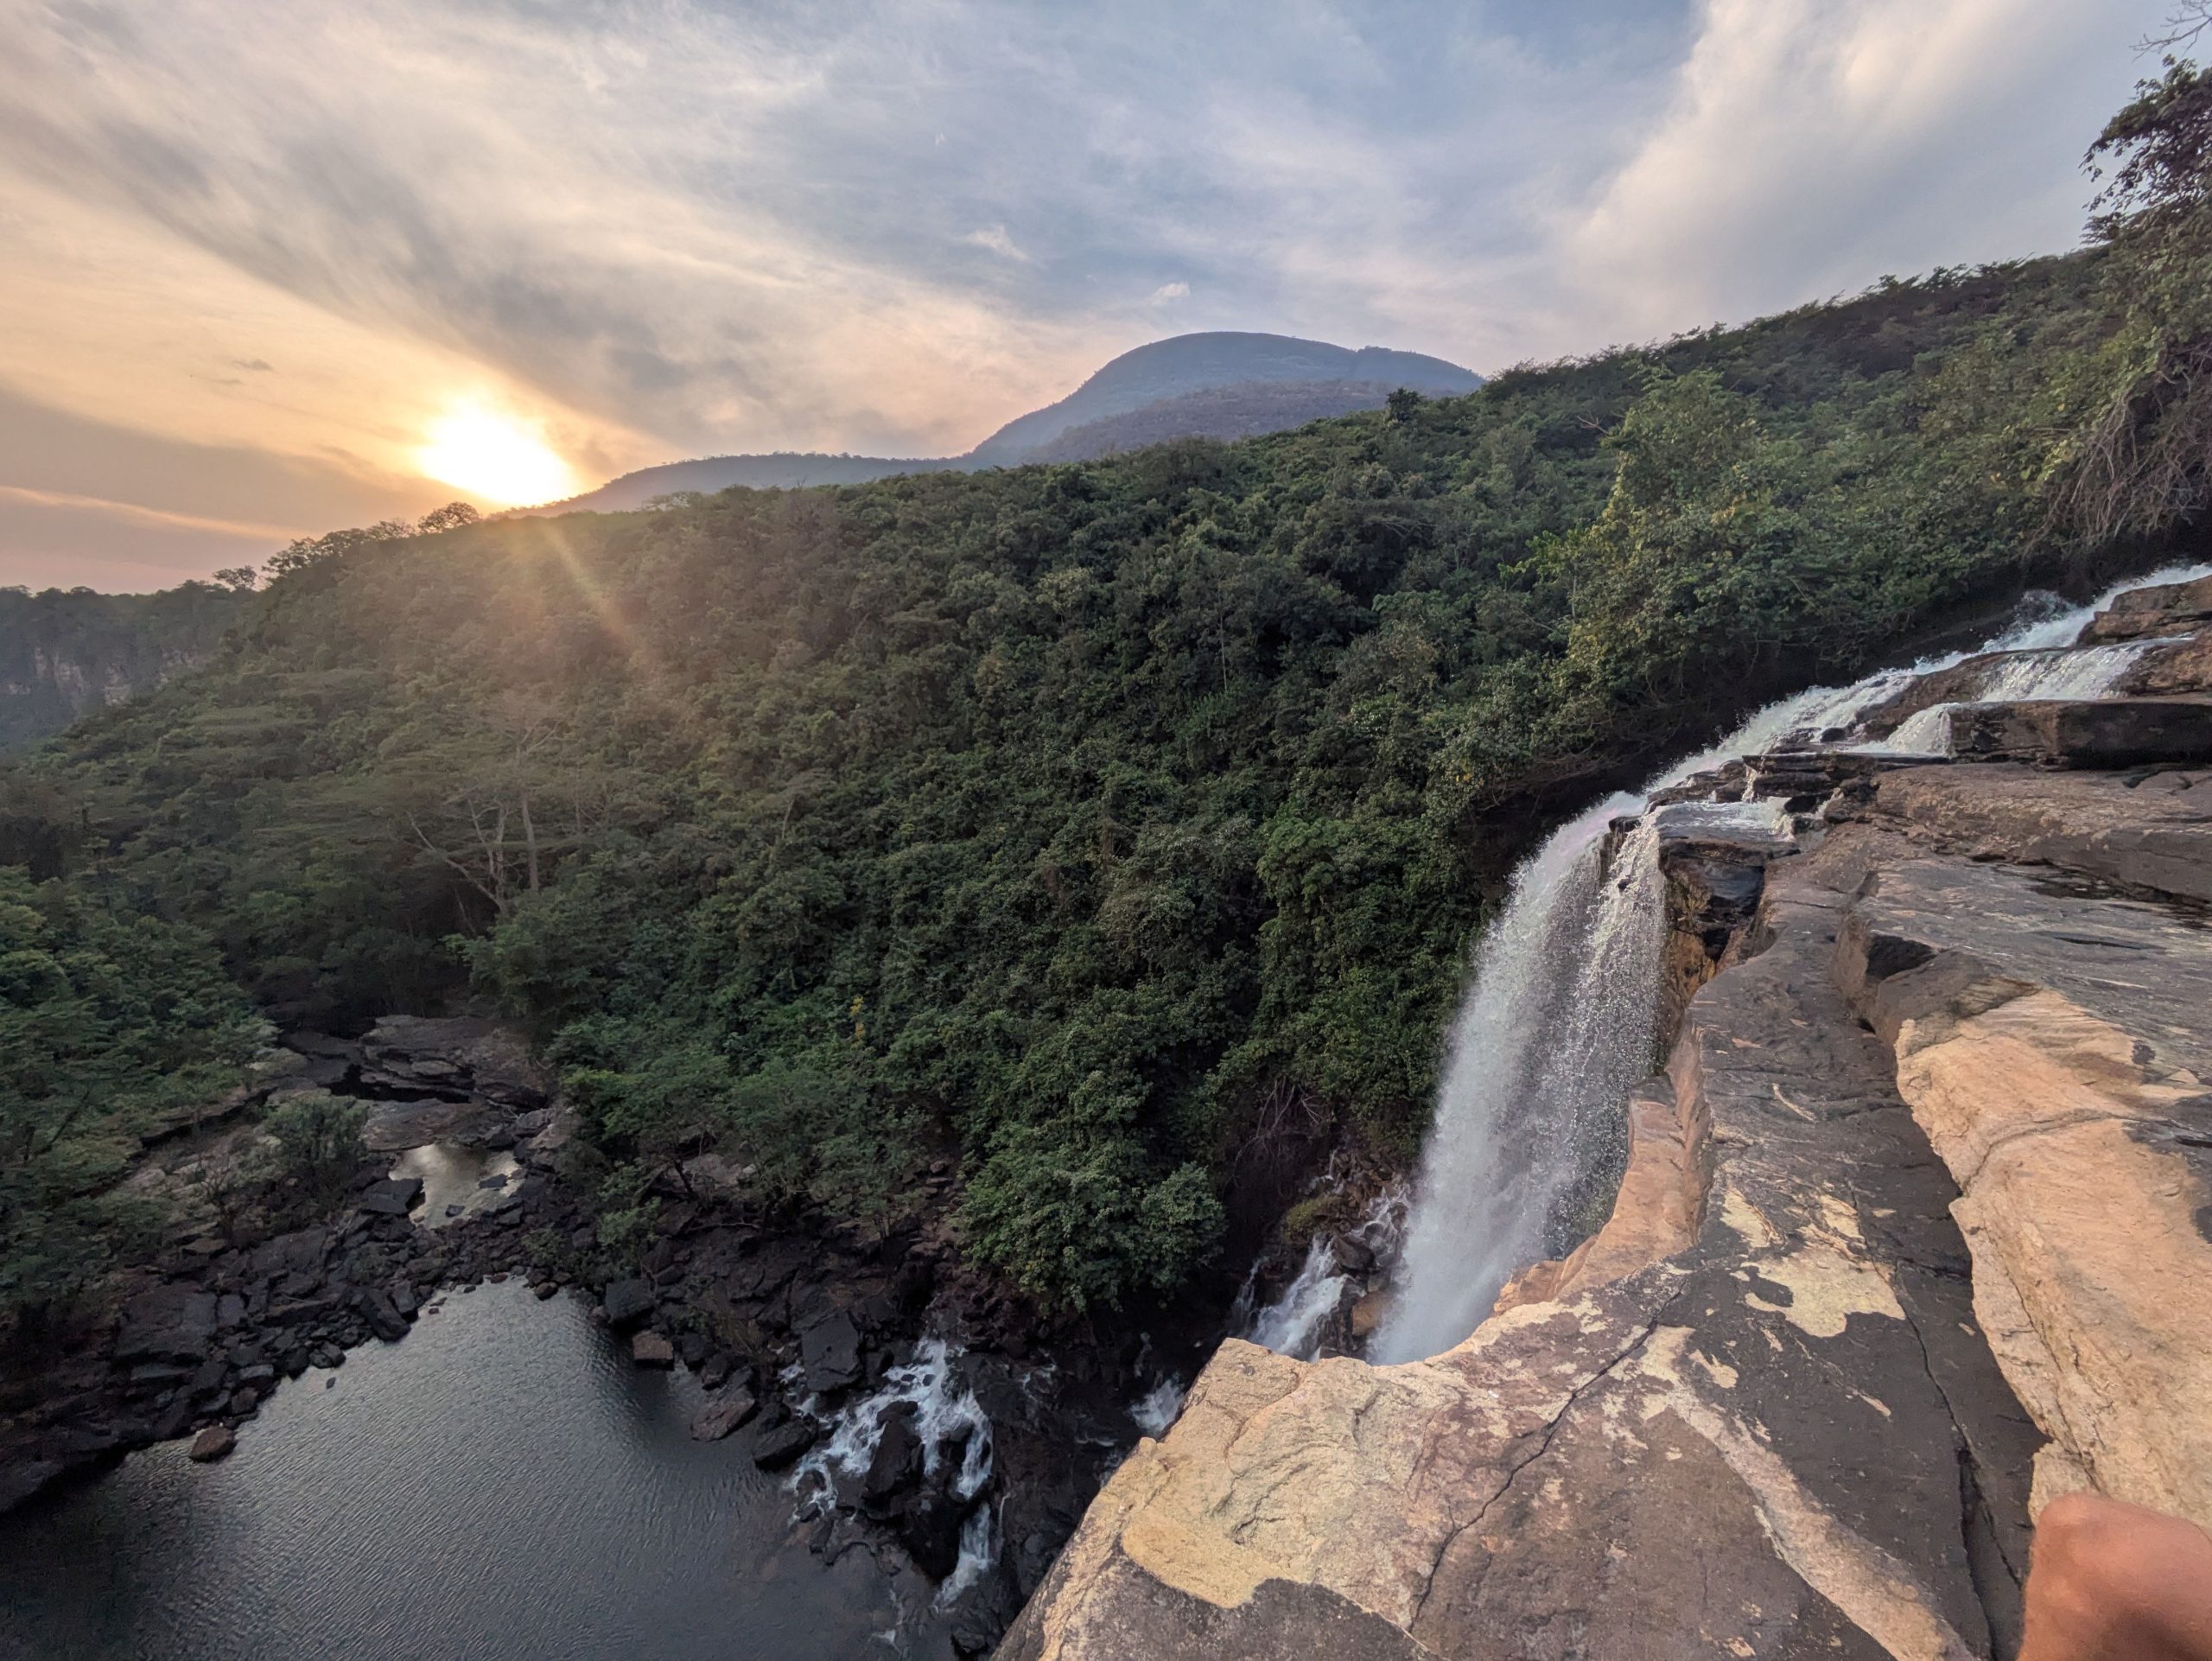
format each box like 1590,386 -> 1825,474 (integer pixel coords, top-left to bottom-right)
0,0 -> 2182,588
963,224 -> 1032,263
1556,0 -> 2167,340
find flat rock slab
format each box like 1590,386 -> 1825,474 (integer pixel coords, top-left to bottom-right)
630,1332 -> 675,1367
114,1288 -> 219,1365
1947,696 -> 2212,768
359,1098 -> 502,1153
354,1176 -> 423,1218
2079,573 -> 2212,643
360,1016 -> 553,1107
187,1425 -> 235,1462
689,1389 -> 760,1441
798,1311 -> 862,1393
1864,762 -> 2212,903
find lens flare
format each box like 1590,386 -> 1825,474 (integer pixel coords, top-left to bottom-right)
416,405 -> 575,506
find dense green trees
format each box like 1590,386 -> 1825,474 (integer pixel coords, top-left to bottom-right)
0,868 -> 261,1325
11,68 -> 2212,1309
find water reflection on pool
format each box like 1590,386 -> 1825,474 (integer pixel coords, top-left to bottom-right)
0,1281 -> 936,1661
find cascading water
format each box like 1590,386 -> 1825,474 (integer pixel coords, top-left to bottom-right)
1873,637 -> 2183,755
1233,1185 -> 1408,1363
1371,563 -> 2212,1365
787,1338 -> 997,1610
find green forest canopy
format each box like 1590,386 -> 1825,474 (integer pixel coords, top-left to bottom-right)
11,63 -> 2212,1312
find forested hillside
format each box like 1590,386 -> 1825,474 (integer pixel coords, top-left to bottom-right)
13,64 -> 2211,1315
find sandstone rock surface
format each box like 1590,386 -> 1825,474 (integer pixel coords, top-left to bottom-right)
1012,573 -> 2212,1661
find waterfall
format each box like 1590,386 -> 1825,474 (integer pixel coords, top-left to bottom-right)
1242,1235 -> 1351,1359
1371,563 -> 2212,1365
1872,638 -> 2181,755
1236,1185 -> 1409,1363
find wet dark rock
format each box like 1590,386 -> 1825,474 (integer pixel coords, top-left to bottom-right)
860,1404 -> 923,1514
227,1386 -> 258,1416
699,1354 -> 734,1390
601,1278 -> 654,1329
689,1387 -> 760,1441
187,1426 -> 235,1462
358,1289 -> 409,1342
354,1176 -> 423,1218
114,1288 -> 218,1364
899,1486 -> 969,1581
753,1419 -> 819,1471
799,1311 -> 863,1393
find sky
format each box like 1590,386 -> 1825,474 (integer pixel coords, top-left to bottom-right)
0,0 -> 2185,591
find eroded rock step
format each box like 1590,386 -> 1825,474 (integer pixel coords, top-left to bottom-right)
1003,849 -> 2039,1660
1825,841 -> 2212,1527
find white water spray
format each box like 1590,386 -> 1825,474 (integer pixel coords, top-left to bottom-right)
1871,637 -> 2182,754
788,1337 -> 996,1607
1372,564 -> 2212,1364
1234,1186 -> 1408,1363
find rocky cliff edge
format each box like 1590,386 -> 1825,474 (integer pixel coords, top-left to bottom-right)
1003,572 -> 2212,1661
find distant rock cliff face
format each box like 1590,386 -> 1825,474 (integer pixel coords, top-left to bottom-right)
0,584 -> 245,753
1006,571 -> 2212,1661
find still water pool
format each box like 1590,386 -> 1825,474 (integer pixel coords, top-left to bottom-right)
0,1280 -> 937,1661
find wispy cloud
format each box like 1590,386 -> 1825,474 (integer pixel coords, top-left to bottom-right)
0,0 -> 2179,589
963,224 -> 1033,263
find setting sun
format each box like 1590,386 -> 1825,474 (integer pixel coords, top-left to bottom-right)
416,405 -> 575,506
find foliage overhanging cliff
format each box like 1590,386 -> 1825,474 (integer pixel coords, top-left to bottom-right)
16,63 -> 2212,1313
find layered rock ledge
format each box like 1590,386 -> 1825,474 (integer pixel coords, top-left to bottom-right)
1006,571 -> 2212,1661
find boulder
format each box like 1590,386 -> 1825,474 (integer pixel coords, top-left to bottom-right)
601,1277 -> 654,1330
114,1288 -> 218,1365
354,1176 -> 423,1218
860,1403 -> 922,1513
358,1289 -> 410,1343
630,1331 -> 676,1368
2077,572 -> 2212,643
187,1426 -> 235,1462
752,1419 -> 820,1471
688,1387 -> 760,1441
899,1486 -> 969,1581
798,1311 -> 863,1393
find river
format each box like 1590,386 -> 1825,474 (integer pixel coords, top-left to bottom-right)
0,1279 -> 947,1661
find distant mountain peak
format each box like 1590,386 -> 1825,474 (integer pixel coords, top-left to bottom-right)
529,330 -> 1482,516
965,331 -> 1481,463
